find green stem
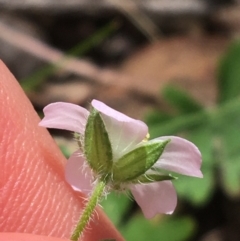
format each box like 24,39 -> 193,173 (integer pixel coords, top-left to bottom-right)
150,97 -> 240,137
70,180 -> 106,241
21,21 -> 119,92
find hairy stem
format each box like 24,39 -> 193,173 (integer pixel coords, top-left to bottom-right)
70,180 -> 106,240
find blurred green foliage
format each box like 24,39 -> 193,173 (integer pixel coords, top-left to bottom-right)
56,39 -> 240,240
102,39 -> 240,240
101,192 -> 131,226
147,40 -> 240,204
218,40 -> 240,103
120,216 -> 195,241
101,193 -> 196,241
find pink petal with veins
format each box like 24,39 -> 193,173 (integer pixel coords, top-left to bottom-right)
154,136 -> 203,178
39,102 -> 89,134
131,181 -> 177,218
65,151 -> 93,194
91,99 -> 148,160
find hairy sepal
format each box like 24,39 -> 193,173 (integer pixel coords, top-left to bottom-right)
84,108 -> 113,175
112,139 -> 170,182
134,173 -> 177,184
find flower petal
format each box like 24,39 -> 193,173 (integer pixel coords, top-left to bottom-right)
154,136 -> 203,177
65,151 -> 93,194
91,99 -> 148,160
130,181 -> 177,218
39,102 -> 89,134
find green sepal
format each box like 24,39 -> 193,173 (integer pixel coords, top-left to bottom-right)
84,108 -> 113,174
112,139 -> 170,182
134,173 -> 177,184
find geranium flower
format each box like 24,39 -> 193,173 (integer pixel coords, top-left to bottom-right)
39,100 -> 202,218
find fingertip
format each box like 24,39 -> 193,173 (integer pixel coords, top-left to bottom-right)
0,62 -> 124,240
0,233 -> 69,241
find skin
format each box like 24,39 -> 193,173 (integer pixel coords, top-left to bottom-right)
0,61 -> 124,241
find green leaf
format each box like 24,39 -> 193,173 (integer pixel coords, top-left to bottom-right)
101,192 -> 131,226
84,108 -> 113,175
120,215 -> 196,241
211,105 -> 240,197
218,120 -> 240,197
149,111 -> 207,138
221,157 -> 240,197
216,106 -> 240,157
172,125 -> 214,205
162,85 -> 203,114
112,140 -> 170,182
188,125 -> 213,168
145,111 -> 172,126
174,165 -> 215,205
218,40 -> 240,103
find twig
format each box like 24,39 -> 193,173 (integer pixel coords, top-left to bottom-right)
0,0 -> 208,15
107,0 -> 160,42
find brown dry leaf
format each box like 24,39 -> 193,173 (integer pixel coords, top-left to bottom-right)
30,81 -> 93,107
120,36 -> 229,105
96,36 -> 229,119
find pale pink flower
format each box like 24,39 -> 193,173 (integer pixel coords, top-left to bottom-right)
39,99 -> 202,218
